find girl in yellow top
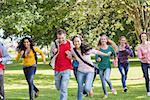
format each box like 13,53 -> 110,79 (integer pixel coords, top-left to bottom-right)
16,37 -> 46,100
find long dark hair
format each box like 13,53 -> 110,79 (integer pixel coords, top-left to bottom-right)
72,35 -> 92,55
139,32 -> 148,43
16,37 -> 37,64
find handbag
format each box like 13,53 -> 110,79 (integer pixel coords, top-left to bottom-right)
72,60 -> 79,68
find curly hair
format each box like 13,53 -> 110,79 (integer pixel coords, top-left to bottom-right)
16,37 -> 37,63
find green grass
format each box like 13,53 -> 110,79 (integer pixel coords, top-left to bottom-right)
4,63 -> 150,100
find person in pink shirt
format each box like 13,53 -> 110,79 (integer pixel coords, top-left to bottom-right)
137,32 -> 150,96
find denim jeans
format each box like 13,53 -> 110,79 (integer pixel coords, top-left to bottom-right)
118,62 -> 129,88
55,69 -> 71,100
77,71 -> 94,100
23,65 -> 39,100
0,70 -> 4,100
73,67 -> 78,81
141,63 -> 150,92
99,68 -> 113,96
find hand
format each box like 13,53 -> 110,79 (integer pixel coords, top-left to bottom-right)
43,60 -> 46,64
65,50 -> 71,56
107,52 -> 112,56
141,56 -> 145,59
25,50 -> 30,55
20,50 -> 24,56
65,50 -> 72,59
0,58 -> 2,62
113,58 -> 118,67
53,48 -> 58,54
97,57 -> 101,62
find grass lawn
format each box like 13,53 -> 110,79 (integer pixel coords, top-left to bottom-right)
4,62 -> 150,100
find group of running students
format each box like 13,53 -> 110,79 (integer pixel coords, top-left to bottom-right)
0,28 -> 150,100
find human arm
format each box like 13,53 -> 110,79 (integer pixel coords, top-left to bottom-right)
108,39 -> 118,52
137,46 -> 145,60
16,52 -> 21,62
125,46 -> 134,57
35,47 -> 46,64
1,45 -> 11,64
89,49 -> 111,56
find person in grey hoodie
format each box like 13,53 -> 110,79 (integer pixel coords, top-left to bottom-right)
0,43 -> 10,100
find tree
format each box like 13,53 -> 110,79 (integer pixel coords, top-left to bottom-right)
0,0 -> 76,45
115,0 -> 150,38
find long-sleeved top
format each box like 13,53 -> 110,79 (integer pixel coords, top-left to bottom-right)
137,41 -> 150,64
16,47 -> 45,67
0,43 -> 10,64
71,49 -> 104,73
0,43 -> 10,70
117,45 -> 133,63
96,45 -> 116,70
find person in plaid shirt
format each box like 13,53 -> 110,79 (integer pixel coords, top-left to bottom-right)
117,36 -> 133,92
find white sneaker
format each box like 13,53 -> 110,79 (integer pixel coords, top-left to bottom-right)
0,94 -> 3,99
147,92 -> 150,96
103,95 -> 108,99
112,88 -> 117,95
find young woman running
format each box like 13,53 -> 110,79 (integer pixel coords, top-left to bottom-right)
16,37 -> 46,100
137,32 -> 150,96
71,35 -> 111,100
117,36 -> 133,92
96,34 -> 117,98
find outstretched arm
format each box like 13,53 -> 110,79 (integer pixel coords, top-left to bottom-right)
89,49 -> 111,56
0,44 -> 11,64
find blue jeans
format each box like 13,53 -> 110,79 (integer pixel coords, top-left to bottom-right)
23,65 -> 39,100
141,63 -> 150,92
73,67 -> 78,81
0,70 -> 4,100
77,71 -> 94,100
55,69 -> 71,100
99,68 -> 113,96
118,62 -> 129,88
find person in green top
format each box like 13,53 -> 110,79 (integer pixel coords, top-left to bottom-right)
96,35 -> 118,99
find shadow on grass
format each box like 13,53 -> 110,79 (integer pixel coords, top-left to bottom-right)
6,62 -> 141,71
6,64 -> 52,70
5,83 -> 150,100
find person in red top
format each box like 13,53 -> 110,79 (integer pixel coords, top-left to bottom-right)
50,29 -> 73,100
0,49 -> 5,71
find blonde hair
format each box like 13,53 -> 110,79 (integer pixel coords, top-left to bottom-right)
119,36 -> 128,45
97,35 -> 111,46
97,34 -> 118,52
